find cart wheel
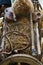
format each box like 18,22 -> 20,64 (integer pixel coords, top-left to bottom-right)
0,54 -> 42,65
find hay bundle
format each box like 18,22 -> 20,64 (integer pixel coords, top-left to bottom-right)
12,0 -> 34,15
4,17 -> 31,54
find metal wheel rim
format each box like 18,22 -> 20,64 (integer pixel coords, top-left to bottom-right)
0,54 -> 42,65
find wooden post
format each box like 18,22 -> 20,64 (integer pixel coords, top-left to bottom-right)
30,13 -> 36,55
1,20 -> 6,49
35,22 -> 41,55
